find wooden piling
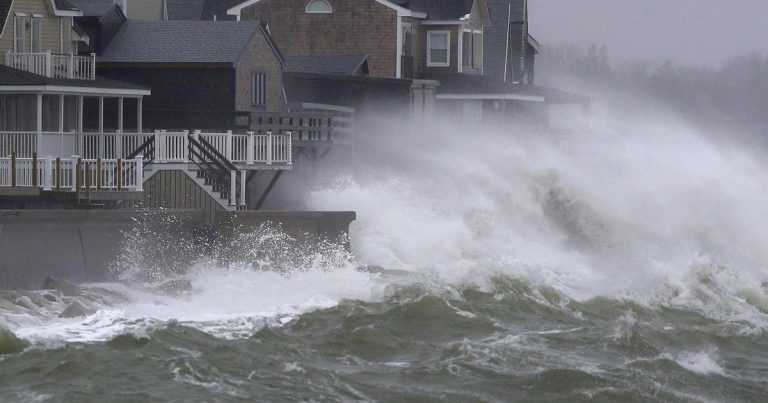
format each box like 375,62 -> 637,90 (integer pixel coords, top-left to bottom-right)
96,158 -> 102,191
10,152 -> 15,187
32,152 -> 38,187
117,159 -> 122,191
55,158 -> 61,190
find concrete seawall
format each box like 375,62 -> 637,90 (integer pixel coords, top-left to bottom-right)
0,209 -> 356,289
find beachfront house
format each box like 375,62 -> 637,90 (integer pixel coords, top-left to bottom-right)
228,0 -> 587,123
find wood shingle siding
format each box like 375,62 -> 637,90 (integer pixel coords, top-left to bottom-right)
123,0 -> 163,21
235,30 -> 284,112
240,0 -> 398,77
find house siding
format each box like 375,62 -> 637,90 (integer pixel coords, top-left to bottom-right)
234,32 -> 284,113
484,0 -> 525,81
0,0 -> 70,54
240,0 -> 398,77
124,0 -> 163,21
418,25 -> 460,76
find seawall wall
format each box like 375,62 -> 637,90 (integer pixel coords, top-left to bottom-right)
0,209 -> 356,289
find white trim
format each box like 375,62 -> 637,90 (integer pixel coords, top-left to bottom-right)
227,0 -> 425,18
503,2 -> 511,82
421,20 -> 463,25
14,12 -> 28,16
426,30 -> 450,67
31,13 -> 43,17
436,93 -> 545,102
457,25 -> 463,73
396,17 -> 402,78
0,85 -> 151,96
305,0 -> 332,13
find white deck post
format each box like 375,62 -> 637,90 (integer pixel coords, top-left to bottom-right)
43,156 -> 52,190
154,130 -> 163,162
136,97 -> 143,133
182,130 -> 189,161
117,97 -> 124,132
229,170 -> 236,206
58,95 -> 65,133
135,156 -> 143,191
36,93 -> 43,156
239,170 -> 247,207
287,132 -> 292,165
77,96 -> 84,132
246,131 -> 254,165
266,131 -> 272,165
226,130 -> 233,161
45,51 -> 52,77
98,96 -> 104,133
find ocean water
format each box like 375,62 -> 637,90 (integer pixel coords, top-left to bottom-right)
2,107 -> 768,402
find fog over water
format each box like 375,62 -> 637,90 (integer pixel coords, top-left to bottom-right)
530,0 -> 768,67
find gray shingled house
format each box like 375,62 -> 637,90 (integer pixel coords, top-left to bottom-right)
97,20 -> 286,130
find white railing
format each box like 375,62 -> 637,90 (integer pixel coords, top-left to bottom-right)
0,131 -> 38,158
1,130 -> 292,166
5,51 -> 96,80
0,155 -> 143,191
193,130 -> 292,166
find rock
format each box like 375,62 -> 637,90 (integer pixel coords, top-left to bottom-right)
13,296 -> 37,311
42,277 -> 81,297
58,302 -> 95,319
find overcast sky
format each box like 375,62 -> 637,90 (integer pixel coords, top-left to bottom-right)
529,0 -> 768,68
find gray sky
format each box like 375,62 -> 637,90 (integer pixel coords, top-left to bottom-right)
529,0 -> 768,67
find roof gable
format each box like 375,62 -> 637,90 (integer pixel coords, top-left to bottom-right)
100,20 -> 272,64
0,0 -> 13,37
227,0 -> 425,18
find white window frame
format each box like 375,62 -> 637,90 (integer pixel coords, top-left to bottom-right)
427,30 -> 450,67
31,15 -> 42,53
14,14 -> 28,53
305,0 -> 333,14
61,16 -> 73,54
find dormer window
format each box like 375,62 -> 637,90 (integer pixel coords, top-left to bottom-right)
306,0 -> 332,13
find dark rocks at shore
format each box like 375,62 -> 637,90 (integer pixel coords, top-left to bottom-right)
59,302 -> 96,318
42,277 -> 81,297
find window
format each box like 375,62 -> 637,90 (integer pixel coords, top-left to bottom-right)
61,17 -> 73,54
462,31 -> 473,68
14,15 -> 27,52
305,0 -> 332,13
252,72 -> 266,106
427,31 -> 450,67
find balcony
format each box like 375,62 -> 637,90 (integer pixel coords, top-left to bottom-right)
5,51 -> 96,80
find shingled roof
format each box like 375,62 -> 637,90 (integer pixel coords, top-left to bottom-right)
166,0 -> 240,20
68,0 -> 116,17
100,21 -> 276,64
285,54 -> 368,75
0,64 -> 149,92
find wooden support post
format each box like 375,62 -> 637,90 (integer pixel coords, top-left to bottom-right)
85,161 -> 91,198
58,94 -> 65,133
229,170 -> 236,206
117,159 -> 122,191
10,152 -> 15,187
55,157 -> 61,190
77,96 -> 84,132
98,96 -> 104,133
117,97 -> 124,132
36,93 -> 43,155
246,131 -> 254,165
44,156 -> 52,190
239,170 -> 247,207
74,157 -> 81,196
96,158 -> 102,191
32,152 -> 38,187
135,156 -> 143,191
136,97 -> 143,133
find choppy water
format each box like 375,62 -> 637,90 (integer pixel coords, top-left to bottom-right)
2,108 -> 768,401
